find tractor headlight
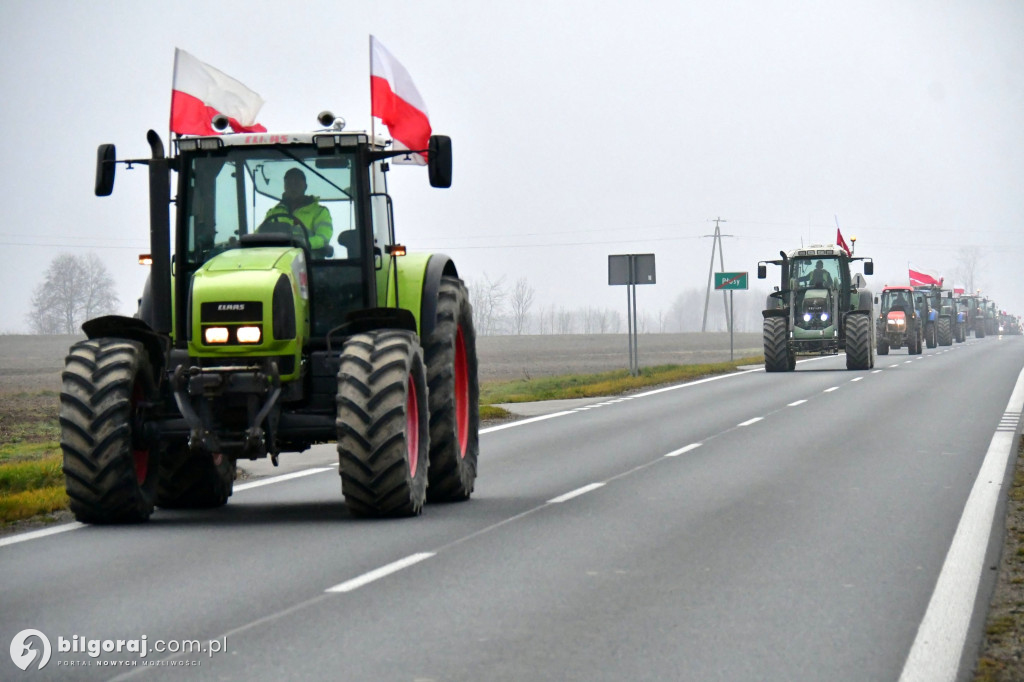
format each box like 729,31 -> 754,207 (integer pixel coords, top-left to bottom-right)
204,327 -> 230,344
820,312 -> 829,322
237,326 -> 262,344
803,313 -> 812,322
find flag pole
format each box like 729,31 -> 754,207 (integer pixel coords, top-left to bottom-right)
369,35 -> 376,193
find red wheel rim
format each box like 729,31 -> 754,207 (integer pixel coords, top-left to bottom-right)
454,325 -> 469,458
406,376 -> 419,477
131,379 -> 148,485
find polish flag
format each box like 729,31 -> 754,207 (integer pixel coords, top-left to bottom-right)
170,48 -> 267,136
909,265 -> 943,287
370,36 -> 432,164
836,228 -> 851,257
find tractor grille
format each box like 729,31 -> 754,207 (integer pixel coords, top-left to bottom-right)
201,301 -> 263,323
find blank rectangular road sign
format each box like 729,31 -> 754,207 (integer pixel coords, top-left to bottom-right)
609,254 -> 656,285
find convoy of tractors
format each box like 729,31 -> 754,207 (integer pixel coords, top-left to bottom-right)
57,58 -> 1020,523
758,242 -> 1019,371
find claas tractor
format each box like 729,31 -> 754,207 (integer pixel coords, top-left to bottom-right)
757,244 -> 875,371
875,286 -> 924,355
60,113 -> 479,523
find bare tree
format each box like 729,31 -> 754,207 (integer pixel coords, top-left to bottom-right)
955,246 -> 981,294
28,253 -> 119,334
509,277 -> 535,335
468,273 -> 507,336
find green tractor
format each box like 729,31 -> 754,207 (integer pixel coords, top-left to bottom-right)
60,113 -> 479,523
757,244 -> 875,371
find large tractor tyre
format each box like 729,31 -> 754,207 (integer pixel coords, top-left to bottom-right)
156,446 -> 235,509
925,322 -> 937,349
845,314 -> 872,370
763,316 -> 792,372
877,337 -> 889,355
975,324 -> 985,339
424,277 -> 479,503
937,317 -> 953,347
956,324 -> 966,343
336,331 -> 429,517
60,339 -> 160,524
910,328 -> 923,355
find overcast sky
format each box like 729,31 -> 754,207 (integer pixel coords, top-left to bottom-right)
1,0 -> 1022,333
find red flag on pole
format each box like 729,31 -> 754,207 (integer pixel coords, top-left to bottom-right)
909,265 -> 943,287
170,48 -> 266,135
370,36 -> 432,164
836,228 -> 851,257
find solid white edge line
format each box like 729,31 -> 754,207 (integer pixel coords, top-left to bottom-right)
665,443 -> 702,457
0,522 -> 85,548
325,552 -> 435,593
234,467 -> 335,492
548,483 -> 606,504
2,466 -> 338,549
480,410 -> 576,434
738,417 -> 763,427
899,367 -> 1024,682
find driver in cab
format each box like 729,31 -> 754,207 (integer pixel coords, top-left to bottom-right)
804,260 -> 833,288
260,168 -> 333,257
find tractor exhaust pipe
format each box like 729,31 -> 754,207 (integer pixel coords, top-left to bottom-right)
146,130 -> 172,336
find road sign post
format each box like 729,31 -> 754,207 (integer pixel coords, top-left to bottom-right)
609,254 -> 656,376
714,272 -> 748,361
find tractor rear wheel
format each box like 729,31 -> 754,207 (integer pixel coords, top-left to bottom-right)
60,338 -> 159,523
845,314 -> 872,370
763,316 -> 791,372
336,331 -> 429,517
156,446 -> 235,509
976,324 -> 985,339
937,317 -> 953,347
877,337 -> 889,355
925,322 -> 936,349
424,277 -> 479,502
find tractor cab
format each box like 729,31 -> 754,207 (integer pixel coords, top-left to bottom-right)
178,134 -> 382,347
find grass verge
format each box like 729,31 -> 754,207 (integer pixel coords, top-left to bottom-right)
479,357 -> 764,405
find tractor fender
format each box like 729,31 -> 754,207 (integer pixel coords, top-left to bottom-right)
386,253 -> 459,338
81,314 -> 170,378
762,308 -> 789,319
419,254 -> 459,338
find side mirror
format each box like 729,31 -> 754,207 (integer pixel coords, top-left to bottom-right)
757,263 -> 766,279
428,135 -> 452,188
95,144 -> 116,196
863,259 -> 874,276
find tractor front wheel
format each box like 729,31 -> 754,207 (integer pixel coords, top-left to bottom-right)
424,277 -> 480,502
845,314 -> 873,370
937,317 -> 953,347
336,331 -> 429,517
60,339 -> 160,523
763,316 -> 792,372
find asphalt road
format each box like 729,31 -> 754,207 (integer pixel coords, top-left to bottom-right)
2,336 -> 1023,681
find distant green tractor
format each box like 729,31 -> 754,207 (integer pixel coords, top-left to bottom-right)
758,244 -> 875,371
61,113 -> 479,523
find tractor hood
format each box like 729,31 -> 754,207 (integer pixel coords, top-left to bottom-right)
201,246 -> 293,272
186,246 -> 309,380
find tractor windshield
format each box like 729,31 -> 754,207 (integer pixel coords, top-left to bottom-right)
880,290 -> 913,314
791,257 -> 839,290
182,147 -> 360,266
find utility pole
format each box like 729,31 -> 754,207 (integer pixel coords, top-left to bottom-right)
701,217 -> 733,332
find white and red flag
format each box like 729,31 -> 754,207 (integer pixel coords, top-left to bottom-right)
170,48 -> 267,136
909,265 -> 943,287
370,35 -> 432,164
836,228 -> 852,256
